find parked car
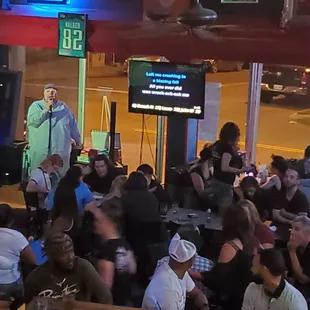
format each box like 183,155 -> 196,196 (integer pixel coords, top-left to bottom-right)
124,55 -> 169,75
191,59 -> 244,73
261,65 -> 310,103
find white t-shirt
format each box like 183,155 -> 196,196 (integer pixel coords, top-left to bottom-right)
30,167 -> 51,209
0,228 -> 29,284
142,262 -> 195,310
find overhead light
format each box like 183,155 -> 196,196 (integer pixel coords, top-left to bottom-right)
177,0 -> 217,27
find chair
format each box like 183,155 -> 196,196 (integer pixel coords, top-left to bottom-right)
20,180 -> 41,239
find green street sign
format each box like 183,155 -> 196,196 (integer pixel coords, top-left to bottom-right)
221,0 -> 258,2
58,13 -> 88,58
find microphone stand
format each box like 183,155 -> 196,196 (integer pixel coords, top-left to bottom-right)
48,105 -> 52,155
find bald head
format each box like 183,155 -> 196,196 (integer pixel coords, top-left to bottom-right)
45,233 -> 75,270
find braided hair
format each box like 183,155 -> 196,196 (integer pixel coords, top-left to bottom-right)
44,232 -> 74,256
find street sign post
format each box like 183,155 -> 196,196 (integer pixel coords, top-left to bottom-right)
221,0 -> 258,2
58,13 -> 87,58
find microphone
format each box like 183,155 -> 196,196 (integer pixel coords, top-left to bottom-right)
49,105 -> 53,112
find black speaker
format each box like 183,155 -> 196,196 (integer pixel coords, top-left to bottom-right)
0,70 -> 23,145
0,141 -> 27,185
0,45 -> 9,69
0,0 -> 11,10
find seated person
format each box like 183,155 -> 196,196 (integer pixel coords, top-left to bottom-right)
122,172 -> 168,284
238,200 -> 275,249
122,172 -> 167,252
272,168 -> 309,225
189,147 -> 214,210
48,186 -> 82,254
24,233 -> 112,307
95,201 -> 136,306
190,205 -> 256,310
102,175 -> 127,207
243,248 -> 307,310
26,154 -> 63,236
48,166 -> 97,215
137,164 -> 171,206
287,216 -> 310,299
297,146 -> 310,179
240,176 -> 271,221
156,224 -> 214,297
84,154 -> 121,195
260,155 -> 287,191
142,233 -> 209,310
0,204 -> 36,308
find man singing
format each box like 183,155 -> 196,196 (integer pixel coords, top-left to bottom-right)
27,84 -> 81,176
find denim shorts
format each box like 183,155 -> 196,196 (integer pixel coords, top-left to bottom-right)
0,277 -> 24,303
211,178 -> 233,215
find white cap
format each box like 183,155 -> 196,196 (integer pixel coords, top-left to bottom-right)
169,233 -> 196,263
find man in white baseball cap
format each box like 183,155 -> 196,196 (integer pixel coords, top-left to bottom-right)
27,84 -> 81,177
142,233 -> 209,310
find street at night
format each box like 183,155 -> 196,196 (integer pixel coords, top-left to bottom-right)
23,54 -> 310,171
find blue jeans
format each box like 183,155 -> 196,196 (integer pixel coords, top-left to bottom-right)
0,277 -> 24,309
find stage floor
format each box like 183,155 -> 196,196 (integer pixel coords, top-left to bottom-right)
0,184 -> 25,209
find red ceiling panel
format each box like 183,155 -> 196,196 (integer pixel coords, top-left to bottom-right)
1,3 -> 310,65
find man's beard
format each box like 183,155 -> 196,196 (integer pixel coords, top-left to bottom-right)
285,184 -> 296,190
244,193 -> 254,200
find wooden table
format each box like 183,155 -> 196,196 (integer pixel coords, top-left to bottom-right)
27,298 -> 138,310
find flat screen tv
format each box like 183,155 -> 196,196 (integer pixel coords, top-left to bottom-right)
128,61 -> 205,119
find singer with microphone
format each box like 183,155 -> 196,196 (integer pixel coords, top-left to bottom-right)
27,84 -> 82,177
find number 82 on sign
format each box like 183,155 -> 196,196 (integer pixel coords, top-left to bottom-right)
58,13 -> 88,58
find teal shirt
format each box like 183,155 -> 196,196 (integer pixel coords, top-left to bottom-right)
27,100 -> 80,169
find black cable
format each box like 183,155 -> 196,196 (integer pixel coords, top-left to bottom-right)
143,118 -> 155,166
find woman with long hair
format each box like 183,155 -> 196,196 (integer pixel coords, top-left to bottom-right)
122,172 -> 168,285
48,165 -> 97,215
103,175 -> 127,202
212,122 -> 252,215
237,199 -> 275,249
240,176 -> 271,220
49,186 -> 80,242
84,154 -> 120,195
48,166 -> 97,257
190,205 -> 257,310
189,146 -> 214,210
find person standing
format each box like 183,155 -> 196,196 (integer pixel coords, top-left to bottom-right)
27,84 -> 81,176
212,122 -> 252,215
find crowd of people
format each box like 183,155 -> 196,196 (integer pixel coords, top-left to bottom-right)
0,84 -> 310,310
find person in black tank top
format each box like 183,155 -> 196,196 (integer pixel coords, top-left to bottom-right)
190,205 -> 256,310
189,146 -> 214,210
212,122 -> 252,215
